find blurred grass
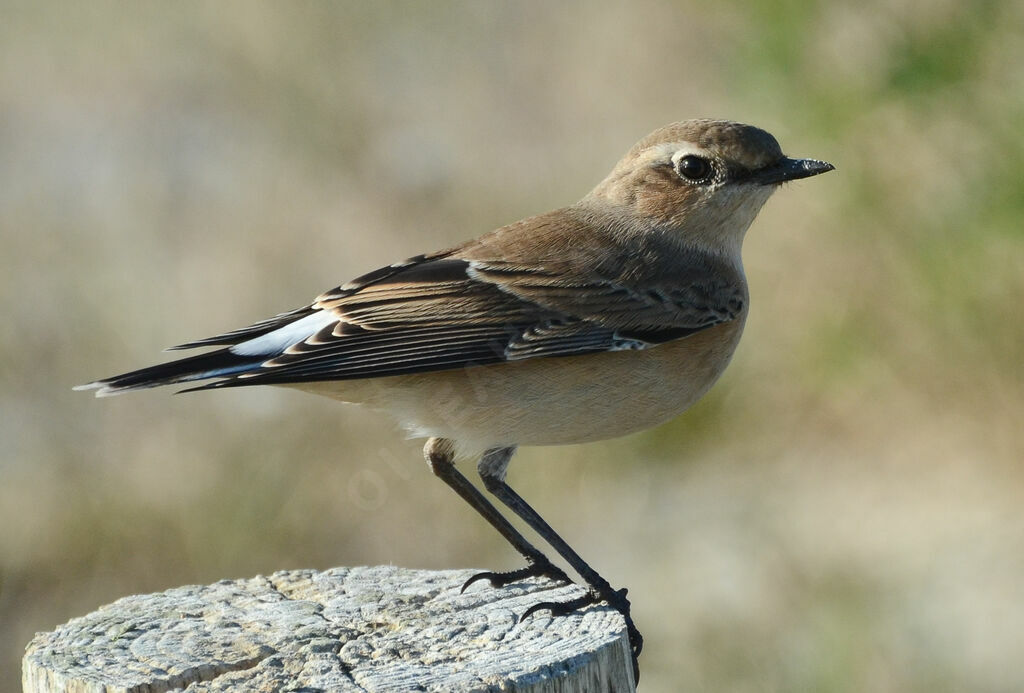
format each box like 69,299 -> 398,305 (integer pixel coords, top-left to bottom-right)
2,1 -> 1023,691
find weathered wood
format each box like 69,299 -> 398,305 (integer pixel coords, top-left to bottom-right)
23,565 -> 635,692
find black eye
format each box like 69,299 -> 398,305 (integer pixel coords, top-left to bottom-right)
676,155 -> 713,182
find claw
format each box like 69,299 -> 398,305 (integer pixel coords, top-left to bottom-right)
461,568 -> 528,593
519,601 -> 551,622
461,561 -> 572,593
518,586 -> 643,682
519,593 -> 597,622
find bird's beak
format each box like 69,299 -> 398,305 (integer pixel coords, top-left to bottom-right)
753,157 -> 835,185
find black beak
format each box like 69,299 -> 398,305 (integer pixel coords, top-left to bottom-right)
753,157 -> 834,185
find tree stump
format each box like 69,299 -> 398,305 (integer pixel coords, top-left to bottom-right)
23,565 -> 636,692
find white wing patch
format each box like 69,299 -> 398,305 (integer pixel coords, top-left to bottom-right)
229,311 -> 338,356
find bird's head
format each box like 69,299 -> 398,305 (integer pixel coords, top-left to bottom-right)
585,119 -> 834,258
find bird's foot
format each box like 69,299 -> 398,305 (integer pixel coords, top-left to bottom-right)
461,558 -> 573,593
521,585 -> 643,682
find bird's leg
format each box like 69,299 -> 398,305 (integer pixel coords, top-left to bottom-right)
424,438 -> 571,593
477,446 -> 643,671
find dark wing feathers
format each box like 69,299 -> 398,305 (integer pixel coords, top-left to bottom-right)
316,251 -> 457,302
504,319 -> 636,361
466,258 -> 744,335
83,221 -> 745,395
167,306 -> 317,351
204,249 -> 743,387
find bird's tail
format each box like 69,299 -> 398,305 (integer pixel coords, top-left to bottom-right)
74,348 -> 264,397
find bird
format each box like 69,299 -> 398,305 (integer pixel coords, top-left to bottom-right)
77,119 -> 834,679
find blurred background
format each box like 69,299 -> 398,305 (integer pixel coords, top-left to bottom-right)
2,1 -> 1022,690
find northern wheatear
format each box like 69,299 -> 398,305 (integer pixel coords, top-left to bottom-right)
78,119 -> 833,677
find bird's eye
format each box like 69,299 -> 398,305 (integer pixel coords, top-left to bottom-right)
675,155 -> 713,182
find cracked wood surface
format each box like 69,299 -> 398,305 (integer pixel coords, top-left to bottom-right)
22,565 -> 636,692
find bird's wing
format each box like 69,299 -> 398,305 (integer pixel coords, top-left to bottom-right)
197,213 -> 745,387
79,211 -> 744,395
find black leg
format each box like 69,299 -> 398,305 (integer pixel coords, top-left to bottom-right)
424,438 -> 571,592
476,446 -> 643,677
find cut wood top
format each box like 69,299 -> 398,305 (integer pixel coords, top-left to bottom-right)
23,565 -> 636,692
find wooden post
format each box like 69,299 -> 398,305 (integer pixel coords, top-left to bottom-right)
23,565 -> 636,692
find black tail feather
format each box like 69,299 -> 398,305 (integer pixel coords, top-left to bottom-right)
75,348 -> 264,397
